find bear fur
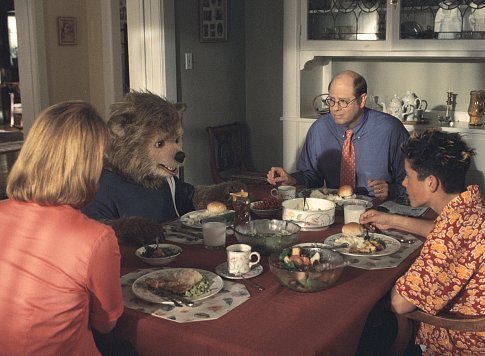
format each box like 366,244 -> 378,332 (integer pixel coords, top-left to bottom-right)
83,91 -> 245,246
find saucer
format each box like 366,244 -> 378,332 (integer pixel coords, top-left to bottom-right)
215,262 -> 263,280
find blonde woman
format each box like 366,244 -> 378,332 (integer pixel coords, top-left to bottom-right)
0,101 -> 123,355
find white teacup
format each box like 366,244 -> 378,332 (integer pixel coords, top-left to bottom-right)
202,221 -> 226,249
226,244 -> 261,275
271,185 -> 296,200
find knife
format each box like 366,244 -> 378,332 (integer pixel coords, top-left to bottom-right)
154,289 -> 195,307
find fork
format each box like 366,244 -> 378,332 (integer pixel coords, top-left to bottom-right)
363,225 -> 371,241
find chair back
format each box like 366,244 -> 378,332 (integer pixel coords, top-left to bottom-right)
403,310 -> 485,332
207,122 -> 246,183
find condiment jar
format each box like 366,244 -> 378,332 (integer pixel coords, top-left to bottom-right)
230,190 -> 251,226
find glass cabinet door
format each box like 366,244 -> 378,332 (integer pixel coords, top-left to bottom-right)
307,0 -> 387,41
400,0 -> 485,40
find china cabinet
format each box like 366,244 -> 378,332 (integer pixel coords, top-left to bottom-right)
281,0 -> 485,190
302,0 -> 485,55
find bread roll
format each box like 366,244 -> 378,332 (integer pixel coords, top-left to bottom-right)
207,201 -> 227,214
342,222 -> 364,237
338,185 -> 354,198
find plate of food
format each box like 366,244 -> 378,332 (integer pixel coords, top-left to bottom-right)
180,201 -> 235,229
323,222 -> 401,257
299,185 -> 372,206
132,268 -> 224,303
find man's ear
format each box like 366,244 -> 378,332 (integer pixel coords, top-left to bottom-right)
428,175 -> 440,193
359,93 -> 368,109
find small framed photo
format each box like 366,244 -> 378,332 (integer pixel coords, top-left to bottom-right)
200,0 -> 227,42
57,17 -> 77,46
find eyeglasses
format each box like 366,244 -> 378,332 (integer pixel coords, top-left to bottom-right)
324,97 -> 359,108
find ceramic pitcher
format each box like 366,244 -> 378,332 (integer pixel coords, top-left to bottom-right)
402,91 -> 427,121
388,94 -> 403,119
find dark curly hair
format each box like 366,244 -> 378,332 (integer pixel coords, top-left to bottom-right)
402,129 -> 476,193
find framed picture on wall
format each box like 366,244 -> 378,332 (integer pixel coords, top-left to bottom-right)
200,0 -> 227,42
57,17 -> 77,46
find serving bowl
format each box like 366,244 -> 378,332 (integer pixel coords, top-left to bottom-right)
250,201 -> 282,218
135,243 -> 182,266
282,198 -> 336,230
233,219 -> 300,255
269,243 -> 349,292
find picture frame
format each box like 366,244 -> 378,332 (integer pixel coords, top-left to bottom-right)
200,0 -> 227,42
57,17 -> 77,46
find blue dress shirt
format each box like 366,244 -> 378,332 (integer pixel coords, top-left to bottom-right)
291,108 -> 409,199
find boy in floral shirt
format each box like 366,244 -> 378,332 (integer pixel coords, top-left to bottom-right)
361,129 -> 484,355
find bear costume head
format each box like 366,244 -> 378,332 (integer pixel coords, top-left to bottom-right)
106,92 -> 187,189
83,91 -> 246,246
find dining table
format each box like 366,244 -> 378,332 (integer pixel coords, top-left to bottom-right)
113,185 -> 423,356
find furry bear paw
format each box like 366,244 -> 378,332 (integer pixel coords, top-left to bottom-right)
107,216 -> 164,246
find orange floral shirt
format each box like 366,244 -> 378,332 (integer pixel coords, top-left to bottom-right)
395,185 -> 485,355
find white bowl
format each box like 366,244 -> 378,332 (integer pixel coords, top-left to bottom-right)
282,198 -> 336,230
135,243 -> 182,266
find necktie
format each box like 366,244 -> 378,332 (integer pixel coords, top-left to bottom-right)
340,130 -> 355,189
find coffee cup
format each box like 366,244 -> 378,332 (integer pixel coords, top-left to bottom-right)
226,243 -> 261,275
202,221 -> 226,249
343,203 -> 366,224
271,185 -> 296,200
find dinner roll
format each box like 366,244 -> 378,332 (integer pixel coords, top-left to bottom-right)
338,185 -> 354,198
342,222 -> 365,237
206,201 -> 227,215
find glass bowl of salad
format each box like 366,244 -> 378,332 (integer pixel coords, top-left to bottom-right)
135,243 -> 182,266
269,243 -> 349,292
233,219 -> 300,255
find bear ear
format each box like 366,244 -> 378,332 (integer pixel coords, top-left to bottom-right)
108,114 -> 133,137
175,102 -> 187,115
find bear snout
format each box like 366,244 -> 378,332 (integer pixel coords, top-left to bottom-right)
175,151 -> 186,163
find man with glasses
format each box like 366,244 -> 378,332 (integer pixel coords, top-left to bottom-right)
267,70 -> 409,200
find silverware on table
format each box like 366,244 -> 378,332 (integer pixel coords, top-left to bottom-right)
155,289 -> 195,307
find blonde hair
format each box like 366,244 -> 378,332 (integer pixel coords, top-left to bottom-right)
7,101 -> 109,208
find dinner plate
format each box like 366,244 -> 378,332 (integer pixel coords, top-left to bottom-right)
180,209 -> 235,229
215,262 -> 263,280
298,188 -> 372,206
324,233 -> 401,257
131,268 -> 224,303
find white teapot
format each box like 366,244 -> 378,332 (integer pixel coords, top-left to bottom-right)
402,91 -> 427,121
388,94 -> 403,119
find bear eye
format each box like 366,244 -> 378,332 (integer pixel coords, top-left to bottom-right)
175,136 -> 182,144
155,140 -> 164,148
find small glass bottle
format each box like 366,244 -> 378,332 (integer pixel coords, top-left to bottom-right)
230,190 -> 250,226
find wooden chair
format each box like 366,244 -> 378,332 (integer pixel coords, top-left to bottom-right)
403,309 -> 485,332
206,122 -> 267,185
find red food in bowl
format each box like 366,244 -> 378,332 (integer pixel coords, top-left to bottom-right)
253,196 -> 282,210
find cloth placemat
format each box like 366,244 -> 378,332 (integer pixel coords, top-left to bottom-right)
121,268 -> 251,323
346,235 -> 423,270
378,200 -> 429,217
163,221 -> 204,244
